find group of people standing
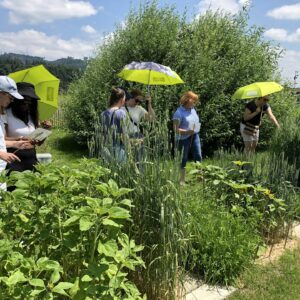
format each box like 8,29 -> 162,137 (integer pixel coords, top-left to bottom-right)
102,87 -> 280,185
1,76 -> 280,189
101,88 -> 203,184
0,76 -> 43,190
100,87 -> 155,163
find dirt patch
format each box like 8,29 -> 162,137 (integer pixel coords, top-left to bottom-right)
256,223 -> 300,265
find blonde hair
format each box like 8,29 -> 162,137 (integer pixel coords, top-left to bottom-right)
180,91 -> 199,105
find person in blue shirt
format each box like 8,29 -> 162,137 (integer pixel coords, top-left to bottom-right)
101,87 -> 127,162
172,91 -> 202,184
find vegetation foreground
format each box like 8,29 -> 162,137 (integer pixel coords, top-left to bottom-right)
0,126 -> 299,299
1,2 -> 300,299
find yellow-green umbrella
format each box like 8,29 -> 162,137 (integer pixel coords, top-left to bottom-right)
232,81 -> 283,100
9,65 -> 60,121
117,61 -> 184,86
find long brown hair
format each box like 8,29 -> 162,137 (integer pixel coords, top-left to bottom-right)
9,97 -> 39,128
109,88 -> 125,107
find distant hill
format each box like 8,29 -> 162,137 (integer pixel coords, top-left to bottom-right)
0,53 -> 88,90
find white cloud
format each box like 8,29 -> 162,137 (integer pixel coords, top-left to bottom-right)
0,29 -> 99,60
196,0 -> 251,15
267,3 -> 300,20
279,50 -> 300,86
81,25 -> 96,34
264,28 -> 300,43
0,0 -> 98,24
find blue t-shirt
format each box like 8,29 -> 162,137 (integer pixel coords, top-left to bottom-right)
101,108 -> 126,145
172,105 -> 200,140
101,108 -> 126,133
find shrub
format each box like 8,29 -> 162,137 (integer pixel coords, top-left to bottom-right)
0,160 -> 145,299
65,1 -> 285,154
268,102 -> 300,185
188,163 -> 287,236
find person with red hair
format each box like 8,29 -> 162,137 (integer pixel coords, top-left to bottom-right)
172,91 -> 202,184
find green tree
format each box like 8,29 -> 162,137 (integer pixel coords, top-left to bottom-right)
65,1 -> 291,154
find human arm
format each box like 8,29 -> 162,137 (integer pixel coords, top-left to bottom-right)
243,107 -> 262,122
4,123 -> 34,148
143,95 -> 155,121
266,107 -> 280,128
5,140 -> 34,149
173,119 -> 194,136
0,151 -> 21,163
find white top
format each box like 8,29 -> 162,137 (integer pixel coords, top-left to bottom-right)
5,108 -> 36,138
0,114 -> 7,173
121,105 -> 147,134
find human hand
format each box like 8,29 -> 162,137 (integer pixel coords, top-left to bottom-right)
0,152 -> 21,163
40,120 -> 52,129
12,140 -> 34,149
145,94 -> 151,103
255,107 -> 262,113
186,129 -> 194,135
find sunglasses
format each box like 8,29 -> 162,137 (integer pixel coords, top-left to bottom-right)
135,97 -> 144,104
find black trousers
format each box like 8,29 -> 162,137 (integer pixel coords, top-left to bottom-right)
6,148 -> 38,174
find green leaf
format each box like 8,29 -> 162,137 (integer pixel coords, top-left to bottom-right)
18,213 -> 29,223
108,207 -> 130,219
49,270 -> 60,284
6,270 -> 27,285
120,199 -> 133,207
30,289 -> 45,296
81,274 -> 93,282
63,215 -> 80,227
102,218 -> 121,227
86,197 -> 100,208
52,282 -> 74,295
79,216 -> 94,231
29,278 -> 45,288
37,258 -> 61,271
98,240 -> 118,257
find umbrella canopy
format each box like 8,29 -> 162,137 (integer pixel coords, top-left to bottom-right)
9,65 -> 60,121
117,61 -> 184,85
232,81 -> 283,100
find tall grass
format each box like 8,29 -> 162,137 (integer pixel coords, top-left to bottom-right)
212,146 -> 300,247
89,114 -> 189,299
269,113 -> 300,186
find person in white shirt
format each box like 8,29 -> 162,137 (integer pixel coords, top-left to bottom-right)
0,76 -> 30,190
5,82 -> 41,174
121,89 -> 155,165
122,89 -> 155,138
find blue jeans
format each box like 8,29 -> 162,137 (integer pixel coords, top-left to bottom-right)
177,134 -> 202,169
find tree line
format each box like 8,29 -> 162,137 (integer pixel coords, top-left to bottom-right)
65,2 -> 298,154
0,53 -> 87,91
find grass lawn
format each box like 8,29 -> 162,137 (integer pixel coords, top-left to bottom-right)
37,128 -> 88,164
228,244 -> 300,300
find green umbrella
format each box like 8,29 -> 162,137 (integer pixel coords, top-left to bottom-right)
232,81 -> 283,100
9,65 -> 60,121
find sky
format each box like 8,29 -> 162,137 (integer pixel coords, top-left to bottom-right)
0,0 -> 300,86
